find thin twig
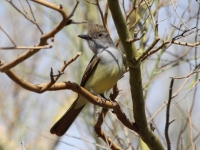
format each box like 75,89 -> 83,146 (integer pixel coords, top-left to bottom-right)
104,1 -> 108,26
141,41 -> 170,61
21,141 -> 26,150
138,37 -> 160,61
172,40 -> 200,47
94,108 -> 121,150
176,104 -> 200,150
144,0 -> 155,27
96,0 -> 106,28
165,78 -> 174,150
148,103 -> 167,123
0,37 -> 54,50
69,0 -> 79,17
1,0 -> 79,72
159,0 -> 178,22
126,5 -> 135,22
2,52 -> 81,93
194,5 -> 200,67
170,0 -> 190,30
39,52 -> 81,93
7,0 -> 43,34
188,99 -> 195,150
126,31 -> 145,43
158,49 -> 190,70
170,68 -> 200,79
67,20 -> 87,25
26,0 -> 36,21
0,26 -> 16,46
85,0 -> 96,5
172,77 -> 191,98
84,0 -> 106,28
64,134 -> 108,149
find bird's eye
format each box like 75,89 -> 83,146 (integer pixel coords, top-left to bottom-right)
98,34 -> 103,37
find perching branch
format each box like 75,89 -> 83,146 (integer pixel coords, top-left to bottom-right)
1,52 -> 81,93
1,51 -> 138,136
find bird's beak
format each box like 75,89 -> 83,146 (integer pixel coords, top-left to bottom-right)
78,34 -> 92,40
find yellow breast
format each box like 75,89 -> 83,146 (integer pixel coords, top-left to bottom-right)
84,62 -> 121,94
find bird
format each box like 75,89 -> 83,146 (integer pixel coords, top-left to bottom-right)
50,24 -> 125,136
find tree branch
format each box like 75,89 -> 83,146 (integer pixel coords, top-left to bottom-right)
107,0 -> 164,149
94,108 -> 121,150
0,0 -> 79,72
165,78 -> 174,150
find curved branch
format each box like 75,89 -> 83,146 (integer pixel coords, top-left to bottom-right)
2,52 -> 81,93
94,108 -> 121,150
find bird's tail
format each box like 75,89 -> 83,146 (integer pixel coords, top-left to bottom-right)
50,97 -> 86,136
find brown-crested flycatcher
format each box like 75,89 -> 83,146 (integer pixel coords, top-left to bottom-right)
50,24 -> 125,136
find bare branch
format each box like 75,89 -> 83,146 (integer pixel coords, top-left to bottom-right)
85,0 -> 96,5
172,40 -> 200,47
96,0 -> 106,28
188,99 -> 195,150
158,49 -> 190,70
0,37 -> 54,50
170,0 -> 190,30
141,41 -> 170,62
2,52 -> 81,92
172,77 -> 191,98
26,0 -> 36,21
148,103 -> 167,123
67,20 -> 87,25
165,78 -> 174,150
170,69 -> 200,79
159,1 -> 178,22
104,1 -> 108,26
0,26 -> 16,46
0,0 -> 80,72
144,0 -> 156,27
138,37 -> 160,61
69,0 -> 79,17
7,0 -> 43,34
126,31 -> 145,43
94,108 -> 121,150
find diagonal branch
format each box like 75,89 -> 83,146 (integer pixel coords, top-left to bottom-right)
0,26 -> 16,46
137,37 -> 160,61
7,0 -> 43,34
0,0 -> 79,72
94,108 -> 121,150
2,52 -> 81,93
141,41 -> 170,62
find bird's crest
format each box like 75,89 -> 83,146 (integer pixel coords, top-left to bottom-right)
88,24 -> 108,35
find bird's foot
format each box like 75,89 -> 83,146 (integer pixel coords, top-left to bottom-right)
89,88 -> 106,105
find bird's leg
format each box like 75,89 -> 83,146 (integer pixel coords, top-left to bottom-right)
89,88 -> 106,105
99,94 -> 107,104
109,93 -> 116,106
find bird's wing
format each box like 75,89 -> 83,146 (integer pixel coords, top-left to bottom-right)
50,55 -> 100,136
80,55 -> 100,87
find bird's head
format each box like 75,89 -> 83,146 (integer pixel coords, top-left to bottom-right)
78,24 -> 114,54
